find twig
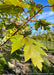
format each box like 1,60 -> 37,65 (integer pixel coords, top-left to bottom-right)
31,5 -> 54,19
1,5 -> 54,46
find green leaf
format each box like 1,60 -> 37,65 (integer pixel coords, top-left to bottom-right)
34,19 -> 54,30
48,0 -> 54,12
0,4 -> 23,14
11,36 -> 47,71
10,34 -> 24,54
36,3 -> 43,14
28,38 -> 48,51
48,0 -> 54,5
23,37 -> 47,71
3,0 -> 30,9
51,7 -> 54,12
34,22 -> 40,30
39,19 -> 54,29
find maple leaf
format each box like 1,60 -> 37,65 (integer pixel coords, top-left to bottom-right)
48,0 -> 54,12
10,34 -> 24,54
10,35 -> 47,71
23,37 -> 47,71
3,0 -> 30,9
48,0 -> 54,5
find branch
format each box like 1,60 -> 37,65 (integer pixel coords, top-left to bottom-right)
35,5 -> 41,9
1,5 -> 54,46
5,30 -> 11,35
13,22 -> 20,28
1,20 -> 29,46
23,5 -> 54,22
20,6 -> 38,22
24,10 -> 39,22
24,11 -> 30,19
31,5 -> 54,19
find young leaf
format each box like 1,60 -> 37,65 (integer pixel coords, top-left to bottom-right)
10,34 -> 24,54
0,4 -> 23,14
27,37 -> 48,51
48,0 -> 54,5
48,0 -> 54,12
51,7 -> 54,12
23,37 -> 47,71
10,36 -> 47,71
3,0 -> 30,9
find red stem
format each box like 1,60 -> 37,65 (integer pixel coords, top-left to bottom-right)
24,11 -> 30,19
13,22 -> 20,28
31,5 -> 54,19
5,30 -> 11,35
